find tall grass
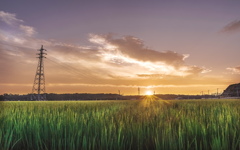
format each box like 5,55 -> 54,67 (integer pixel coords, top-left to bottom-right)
1,99 -> 240,150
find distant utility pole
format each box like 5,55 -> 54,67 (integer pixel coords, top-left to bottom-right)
138,87 -> 140,95
31,45 -> 47,100
118,90 -> 121,95
237,87 -> 239,97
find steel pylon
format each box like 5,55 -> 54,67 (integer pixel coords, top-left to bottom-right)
31,45 -> 47,100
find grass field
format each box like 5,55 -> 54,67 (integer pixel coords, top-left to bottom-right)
1,98 -> 240,150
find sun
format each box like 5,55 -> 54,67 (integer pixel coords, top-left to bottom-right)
145,90 -> 153,96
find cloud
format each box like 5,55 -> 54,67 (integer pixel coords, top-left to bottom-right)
0,11 -> 36,37
0,11 -> 23,25
19,25 -> 37,36
137,74 -> 164,78
0,10 -> 210,81
89,34 -> 210,77
0,31 -> 211,89
90,34 -> 188,65
227,66 -> 240,74
0,10 -> 215,94
221,20 -> 240,33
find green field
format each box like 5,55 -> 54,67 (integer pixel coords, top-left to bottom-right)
1,99 -> 240,150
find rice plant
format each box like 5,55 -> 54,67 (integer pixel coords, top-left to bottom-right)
1,99 -> 240,150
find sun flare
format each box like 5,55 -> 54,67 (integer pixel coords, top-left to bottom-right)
145,90 -> 153,96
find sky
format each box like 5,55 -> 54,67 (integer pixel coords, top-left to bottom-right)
0,0 -> 240,95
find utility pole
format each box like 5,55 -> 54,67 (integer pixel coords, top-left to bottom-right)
31,45 -> 47,100
138,87 -> 140,95
201,91 -> 203,99
237,86 -> 239,97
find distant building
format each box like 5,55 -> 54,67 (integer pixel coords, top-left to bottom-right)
222,83 -> 240,97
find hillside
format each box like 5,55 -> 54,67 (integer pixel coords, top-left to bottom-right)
222,83 -> 240,97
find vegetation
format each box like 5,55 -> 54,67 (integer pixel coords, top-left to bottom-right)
1,99 -> 240,150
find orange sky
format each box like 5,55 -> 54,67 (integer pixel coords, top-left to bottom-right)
0,1 -> 240,95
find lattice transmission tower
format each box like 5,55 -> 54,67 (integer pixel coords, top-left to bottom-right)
31,45 -> 47,100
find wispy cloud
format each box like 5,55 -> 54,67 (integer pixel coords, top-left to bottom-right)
227,66 -> 240,74
19,25 -> 37,36
0,11 -> 36,37
0,11 -> 23,25
221,20 -> 240,33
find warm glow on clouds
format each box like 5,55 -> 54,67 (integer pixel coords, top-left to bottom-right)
89,34 -> 210,78
227,66 -> 240,74
0,9 -> 239,95
221,20 -> 240,33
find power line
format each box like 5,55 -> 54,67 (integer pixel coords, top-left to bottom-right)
45,56 -> 103,84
